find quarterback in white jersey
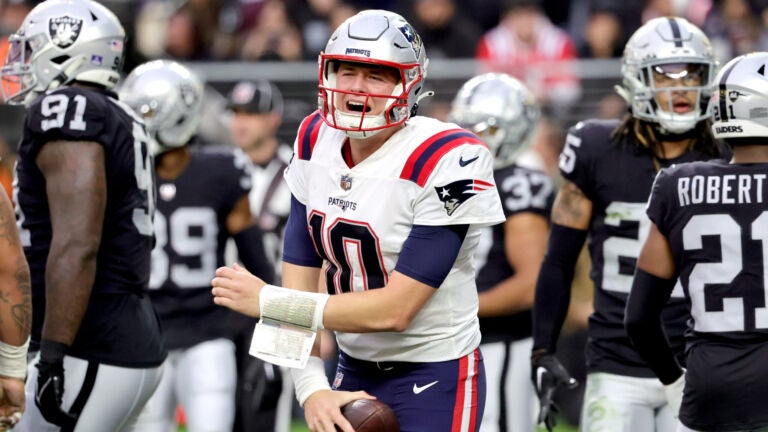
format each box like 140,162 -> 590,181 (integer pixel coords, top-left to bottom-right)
212,9 -> 504,432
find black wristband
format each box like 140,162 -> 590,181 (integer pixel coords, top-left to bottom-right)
39,339 -> 68,363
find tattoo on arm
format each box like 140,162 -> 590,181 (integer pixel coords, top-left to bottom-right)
13,256 -> 32,341
551,181 -> 591,228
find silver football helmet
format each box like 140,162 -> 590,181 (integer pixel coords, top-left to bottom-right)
0,0 -> 125,105
449,73 -> 539,168
618,16 -> 717,134
318,9 -> 429,139
119,60 -> 204,155
710,52 -> 768,139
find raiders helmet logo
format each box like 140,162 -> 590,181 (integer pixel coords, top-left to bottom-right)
435,179 -> 493,216
49,16 -> 83,49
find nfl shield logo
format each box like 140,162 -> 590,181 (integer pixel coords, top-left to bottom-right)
340,174 -> 353,191
333,371 -> 344,389
49,16 -> 83,49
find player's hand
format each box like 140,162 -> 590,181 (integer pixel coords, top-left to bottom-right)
0,375 -> 25,430
211,262 -> 265,317
303,389 -> 375,432
531,351 -> 577,432
35,340 -> 77,428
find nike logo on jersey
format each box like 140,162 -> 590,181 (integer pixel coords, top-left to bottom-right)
412,380 -> 439,394
458,156 -> 479,167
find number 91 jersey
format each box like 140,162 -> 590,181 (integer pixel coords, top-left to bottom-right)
16,87 -> 155,297
286,112 -> 505,363
560,118 -> 726,376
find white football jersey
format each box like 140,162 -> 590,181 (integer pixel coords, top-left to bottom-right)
285,112 -> 505,363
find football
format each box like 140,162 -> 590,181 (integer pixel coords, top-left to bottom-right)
336,398 -> 400,432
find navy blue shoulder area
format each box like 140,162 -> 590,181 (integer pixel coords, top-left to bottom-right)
296,110 -> 324,161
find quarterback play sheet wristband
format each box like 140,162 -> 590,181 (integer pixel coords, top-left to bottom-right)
260,284 -> 329,330
291,356 -> 331,406
0,337 -> 29,379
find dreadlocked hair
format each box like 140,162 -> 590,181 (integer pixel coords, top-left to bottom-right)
611,113 -> 722,171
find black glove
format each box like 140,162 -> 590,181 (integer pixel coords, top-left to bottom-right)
35,340 -> 77,429
531,350 -> 577,432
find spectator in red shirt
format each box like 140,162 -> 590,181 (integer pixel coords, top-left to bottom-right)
475,0 -> 580,110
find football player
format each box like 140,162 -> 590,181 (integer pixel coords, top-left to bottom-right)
450,73 -> 554,432
118,59 -> 274,432
226,79 -> 294,432
212,9 -> 505,432
0,187 -> 30,429
530,16 -> 730,432
626,51 -> 768,432
1,0 -> 166,430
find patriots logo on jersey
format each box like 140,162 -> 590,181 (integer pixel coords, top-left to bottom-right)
49,16 -> 82,48
340,174 -> 353,191
435,179 -> 493,216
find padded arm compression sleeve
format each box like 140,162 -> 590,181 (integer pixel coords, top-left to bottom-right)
532,224 -> 588,353
282,195 -> 322,267
233,224 -> 275,284
624,268 -> 682,384
394,224 -> 468,288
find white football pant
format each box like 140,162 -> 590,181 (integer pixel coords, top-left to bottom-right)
581,372 -> 676,432
16,353 -> 163,431
480,338 -> 538,432
134,338 -> 237,432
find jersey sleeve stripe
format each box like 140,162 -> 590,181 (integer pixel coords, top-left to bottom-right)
400,130 -> 485,186
297,111 -> 323,160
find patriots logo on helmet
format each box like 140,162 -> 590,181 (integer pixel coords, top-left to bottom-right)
398,23 -> 422,58
49,16 -> 83,49
435,179 -> 493,216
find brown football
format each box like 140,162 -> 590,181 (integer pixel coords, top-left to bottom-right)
336,398 -> 400,432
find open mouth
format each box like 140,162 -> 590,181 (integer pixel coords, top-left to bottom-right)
346,100 -> 371,113
672,101 -> 692,113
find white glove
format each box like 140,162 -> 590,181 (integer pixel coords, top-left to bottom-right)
663,371 -> 685,420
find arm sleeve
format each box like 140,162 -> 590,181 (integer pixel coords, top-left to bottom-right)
532,223 -> 588,353
394,224 -> 468,288
282,194 -> 322,268
625,268 -> 683,385
233,224 -> 275,284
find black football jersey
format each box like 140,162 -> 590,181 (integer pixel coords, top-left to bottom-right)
150,145 -> 254,349
476,163 -> 554,342
16,86 -> 164,366
561,119 -> 728,377
647,161 -> 768,430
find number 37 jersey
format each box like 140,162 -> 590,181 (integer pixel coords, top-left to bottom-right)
285,112 -> 505,363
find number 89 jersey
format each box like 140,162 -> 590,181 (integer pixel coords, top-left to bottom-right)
560,118 -> 726,377
285,112 -> 505,363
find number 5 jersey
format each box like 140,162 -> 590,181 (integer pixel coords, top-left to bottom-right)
560,119 -> 728,377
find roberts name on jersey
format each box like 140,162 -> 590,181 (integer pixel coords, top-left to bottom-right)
677,172 -> 766,206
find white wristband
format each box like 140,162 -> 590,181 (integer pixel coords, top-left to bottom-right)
0,337 -> 29,379
260,284 -> 329,330
291,356 -> 330,406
